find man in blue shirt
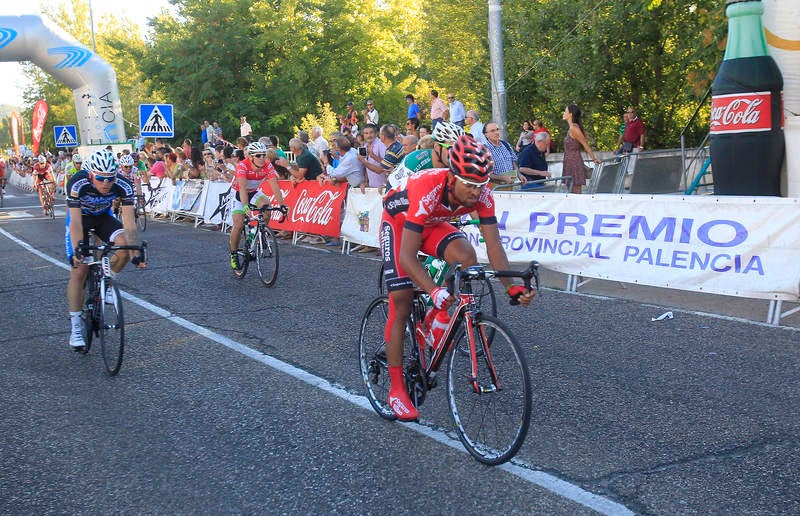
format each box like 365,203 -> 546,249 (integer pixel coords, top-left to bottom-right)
406,94 -> 420,122
518,131 -> 551,189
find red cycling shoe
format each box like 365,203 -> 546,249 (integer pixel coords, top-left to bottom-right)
388,366 -> 418,421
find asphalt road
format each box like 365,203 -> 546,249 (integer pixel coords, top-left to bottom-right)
1,183 -> 798,515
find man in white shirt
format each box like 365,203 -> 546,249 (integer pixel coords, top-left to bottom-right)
240,115 -> 252,142
448,93 -> 466,127
311,126 -> 330,164
466,110 -> 487,145
364,100 -> 379,125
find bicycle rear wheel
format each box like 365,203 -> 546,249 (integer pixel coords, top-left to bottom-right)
233,225 -> 250,278
447,314 -> 531,465
358,296 -> 417,421
99,280 -> 125,376
255,225 -> 279,287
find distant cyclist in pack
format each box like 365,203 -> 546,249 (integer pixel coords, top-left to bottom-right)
380,134 -> 535,420
65,149 -> 145,351
63,152 -> 83,184
32,155 -> 56,216
387,121 -> 463,188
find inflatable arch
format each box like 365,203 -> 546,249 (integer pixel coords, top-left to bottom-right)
0,14 -> 125,145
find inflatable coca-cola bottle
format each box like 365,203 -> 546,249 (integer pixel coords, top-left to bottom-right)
710,0 -> 784,196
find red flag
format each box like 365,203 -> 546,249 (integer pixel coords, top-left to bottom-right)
31,100 -> 48,156
9,112 -> 19,156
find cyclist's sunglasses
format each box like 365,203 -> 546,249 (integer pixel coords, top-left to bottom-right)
92,173 -> 117,183
251,153 -> 267,158
455,175 -> 489,188
121,165 -> 133,169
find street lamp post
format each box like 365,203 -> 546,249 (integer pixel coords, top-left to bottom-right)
88,0 -> 97,53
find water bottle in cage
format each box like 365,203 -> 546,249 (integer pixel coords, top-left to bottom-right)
421,257 -> 450,307
247,221 -> 257,246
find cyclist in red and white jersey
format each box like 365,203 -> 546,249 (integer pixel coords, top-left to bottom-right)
380,134 -> 535,420
0,155 -> 6,191
33,155 -> 56,215
229,141 -> 287,271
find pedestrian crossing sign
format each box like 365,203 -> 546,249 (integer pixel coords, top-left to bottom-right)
53,125 -> 78,148
139,103 -> 174,137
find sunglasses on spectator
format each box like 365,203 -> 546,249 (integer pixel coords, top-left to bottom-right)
251,153 -> 266,158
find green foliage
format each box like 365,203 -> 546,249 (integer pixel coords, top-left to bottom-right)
16,0 -> 729,153
295,102 -> 339,140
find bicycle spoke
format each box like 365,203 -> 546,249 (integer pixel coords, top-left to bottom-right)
447,315 -> 531,465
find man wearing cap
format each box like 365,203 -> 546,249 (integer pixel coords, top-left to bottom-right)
240,115 -> 252,143
518,132 -> 552,189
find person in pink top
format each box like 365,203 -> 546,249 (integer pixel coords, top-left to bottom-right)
429,90 -> 449,131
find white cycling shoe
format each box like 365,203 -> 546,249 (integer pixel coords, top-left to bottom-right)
69,327 -> 86,351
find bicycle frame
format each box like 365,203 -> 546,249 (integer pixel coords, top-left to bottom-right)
413,262 -> 539,394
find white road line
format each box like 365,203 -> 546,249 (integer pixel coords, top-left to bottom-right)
0,227 -> 634,516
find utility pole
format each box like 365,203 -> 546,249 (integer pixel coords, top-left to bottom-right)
488,0 -> 507,140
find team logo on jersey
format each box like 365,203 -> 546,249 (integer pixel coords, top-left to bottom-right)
48,46 -> 92,69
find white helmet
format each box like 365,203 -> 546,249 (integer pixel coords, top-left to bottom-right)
119,154 -> 135,167
247,141 -> 268,155
72,153 -> 83,163
86,149 -> 118,176
37,155 -> 47,163
431,121 -> 464,147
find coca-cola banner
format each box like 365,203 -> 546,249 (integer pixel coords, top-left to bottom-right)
31,99 -> 48,156
710,92 -> 773,134
9,112 -> 20,156
261,180 -> 348,237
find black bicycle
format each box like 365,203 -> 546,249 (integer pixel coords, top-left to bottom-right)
77,239 -> 147,376
233,204 -> 287,287
40,180 -> 55,220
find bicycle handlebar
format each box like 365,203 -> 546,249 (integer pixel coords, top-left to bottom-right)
246,203 -> 289,216
77,240 -> 148,265
447,260 -> 540,306
450,218 -> 480,228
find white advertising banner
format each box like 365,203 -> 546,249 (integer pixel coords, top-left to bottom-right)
202,181 -> 233,225
340,187 -> 382,247
144,177 -> 173,215
461,193 -> 800,301
170,180 -> 205,215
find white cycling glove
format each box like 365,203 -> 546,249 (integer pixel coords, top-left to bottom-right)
430,286 -> 451,310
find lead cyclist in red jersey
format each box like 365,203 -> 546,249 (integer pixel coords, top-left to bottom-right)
229,141 -> 287,271
33,155 -> 56,215
380,134 -> 535,420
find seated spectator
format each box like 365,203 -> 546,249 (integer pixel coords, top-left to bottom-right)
405,117 -> 419,137
402,135 -> 419,155
419,125 -> 431,137
320,135 -> 365,189
278,137 -> 323,184
418,135 -> 434,149
518,132 -> 552,189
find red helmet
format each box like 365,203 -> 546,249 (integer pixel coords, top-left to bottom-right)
448,134 -> 493,184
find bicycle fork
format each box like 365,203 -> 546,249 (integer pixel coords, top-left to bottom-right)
464,312 -> 500,395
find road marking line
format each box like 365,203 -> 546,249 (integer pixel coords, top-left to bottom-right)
0,227 -> 634,515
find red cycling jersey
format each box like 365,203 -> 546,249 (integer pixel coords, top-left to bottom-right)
381,168 -> 497,293
383,167 -> 497,231
33,162 -> 53,177
233,158 -> 277,193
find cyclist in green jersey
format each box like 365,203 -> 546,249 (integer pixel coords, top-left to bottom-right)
64,152 -> 83,183
387,121 -> 463,189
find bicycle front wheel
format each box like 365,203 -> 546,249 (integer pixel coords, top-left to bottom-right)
100,281 -> 125,376
135,198 -> 147,232
255,226 -> 279,287
81,276 -> 100,355
447,314 -> 531,465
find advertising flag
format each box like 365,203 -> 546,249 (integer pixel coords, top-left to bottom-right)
10,112 -> 19,156
31,100 -> 48,156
